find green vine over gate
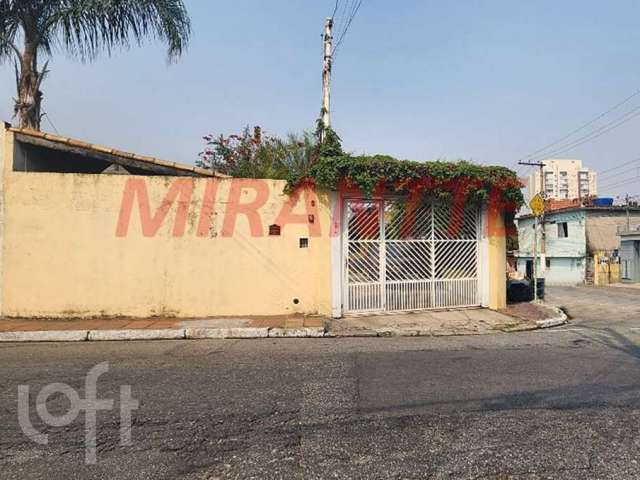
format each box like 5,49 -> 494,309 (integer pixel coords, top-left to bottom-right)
197,124 -> 524,212
285,154 -> 524,212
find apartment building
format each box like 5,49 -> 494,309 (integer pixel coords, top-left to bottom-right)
527,159 -> 597,201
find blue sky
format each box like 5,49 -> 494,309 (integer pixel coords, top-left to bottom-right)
1,0 -> 640,197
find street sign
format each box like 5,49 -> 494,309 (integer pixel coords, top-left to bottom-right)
529,194 -> 545,217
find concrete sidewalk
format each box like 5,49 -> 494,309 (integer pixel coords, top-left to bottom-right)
0,315 -> 326,342
0,304 -> 566,342
329,303 -> 565,337
0,315 -> 324,332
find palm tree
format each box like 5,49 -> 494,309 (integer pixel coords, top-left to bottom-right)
0,0 -> 190,130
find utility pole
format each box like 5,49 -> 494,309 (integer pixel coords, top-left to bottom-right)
532,212 -> 538,299
519,160 -> 546,301
321,17 -> 333,141
626,194 -> 631,231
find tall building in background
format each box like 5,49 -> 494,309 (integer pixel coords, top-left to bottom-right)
527,159 -> 598,201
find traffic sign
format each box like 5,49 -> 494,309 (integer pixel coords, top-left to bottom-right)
529,194 -> 545,217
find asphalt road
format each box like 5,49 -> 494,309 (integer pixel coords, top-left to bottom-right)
1,286 -> 640,479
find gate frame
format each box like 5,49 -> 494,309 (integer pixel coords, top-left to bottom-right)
330,195 -> 491,318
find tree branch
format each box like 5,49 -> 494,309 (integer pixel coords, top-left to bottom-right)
35,60 -> 49,91
13,58 -> 19,90
0,32 -> 22,60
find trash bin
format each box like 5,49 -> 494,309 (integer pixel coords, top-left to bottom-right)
507,279 -> 533,303
536,278 -> 545,300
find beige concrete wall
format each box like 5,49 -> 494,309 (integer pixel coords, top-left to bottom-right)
0,125 -> 7,317
487,211 -> 507,310
586,212 -> 640,254
0,127 -> 508,318
0,133 -> 332,317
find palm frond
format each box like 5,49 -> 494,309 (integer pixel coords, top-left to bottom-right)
0,0 -> 21,62
46,0 -> 191,61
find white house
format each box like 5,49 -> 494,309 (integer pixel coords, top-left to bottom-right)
516,206 -> 640,285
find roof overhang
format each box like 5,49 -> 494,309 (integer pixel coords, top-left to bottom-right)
7,126 -> 227,178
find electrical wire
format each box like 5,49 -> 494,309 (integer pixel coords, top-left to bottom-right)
599,175 -> 640,192
42,113 -> 60,135
516,163 -> 536,177
519,152 -> 640,195
599,165 -> 640,186
332,0 -> 351,45
511,87 -> 640,168
521,105 -> 640,162
600,169 -> 640,190
331,0 -> 340,19
333,0 -> 364,59
599,156 -> 640,178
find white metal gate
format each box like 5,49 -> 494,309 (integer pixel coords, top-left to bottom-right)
343,198 -> 480,313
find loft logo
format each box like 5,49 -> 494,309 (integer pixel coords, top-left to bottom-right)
114,178 -> 516,239
18,362 -> 139,465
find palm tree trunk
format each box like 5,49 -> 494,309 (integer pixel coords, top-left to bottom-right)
14,39 -> 44,131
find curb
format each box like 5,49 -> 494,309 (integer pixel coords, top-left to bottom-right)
88,329 -> 186,341
268,327 -> 325,338
535,306 -> 568,329
185,328 -> 269,339
376,328 -> 420,337
498,305 -> 568,333
499,324 -> 539,333
0,308 -> 569,343
0,327 -> 322,343
326,329 -> 379,338
0,330 -> 89,342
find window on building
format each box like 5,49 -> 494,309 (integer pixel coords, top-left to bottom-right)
558,222 -> 569,238
546,258 -> 551,269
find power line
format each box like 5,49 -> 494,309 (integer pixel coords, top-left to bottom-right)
516,163 -> 535,177
42,113 -> 60,135
333,0 -> 364,59
599,175 -> 640,192
522,105 -> 640,162
599,156 -> 640,178
332,0 -> 351,45
332,0 -> 352,55
529,106 -> 640,160
599,164 -> 640,185
600,167 -> 640,189
512,87 -> 640,167
331,0 -> 340,18
519,146 -> 640,187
